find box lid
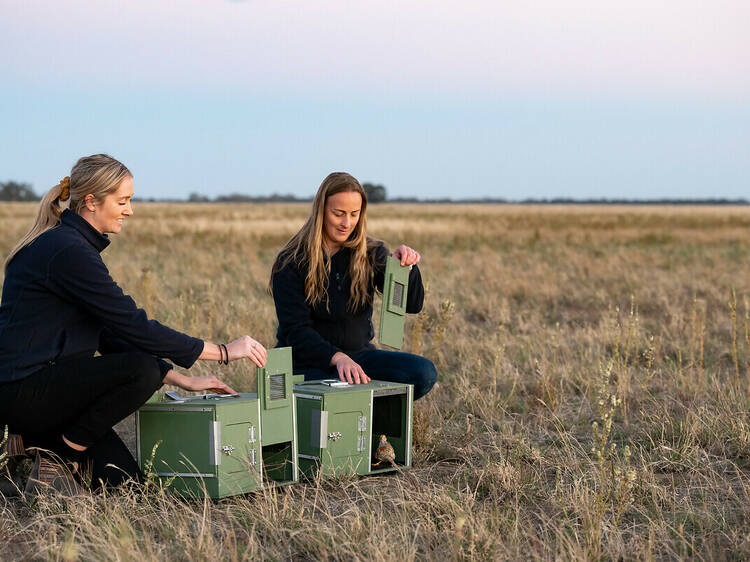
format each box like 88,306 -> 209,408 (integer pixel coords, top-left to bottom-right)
139,392 -> 258,411
293,379 -> 410,397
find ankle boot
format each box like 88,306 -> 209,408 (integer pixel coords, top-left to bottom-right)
1,433 -> 27,459
24,452 -> 85,497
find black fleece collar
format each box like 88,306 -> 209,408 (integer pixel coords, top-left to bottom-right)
60,209 -> 111,253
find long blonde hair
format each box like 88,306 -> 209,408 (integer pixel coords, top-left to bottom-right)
270,172 -> 377,311
4,154 -> 131,269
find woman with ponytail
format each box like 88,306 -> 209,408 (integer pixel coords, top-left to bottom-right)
0,154 -> 267,493
269,172 -> 437,400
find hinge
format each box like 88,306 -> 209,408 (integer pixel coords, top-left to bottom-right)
210,422 -> 221,466
358,415 -> 367,432
248,425 -> 256,443
357,435 -> 366,452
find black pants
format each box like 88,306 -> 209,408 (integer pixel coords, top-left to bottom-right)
0,352 -> 163,489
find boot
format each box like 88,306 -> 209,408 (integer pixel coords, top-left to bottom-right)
0,460 -> 24,497
1,433 -> 27,459
0,432 -> 27,497
24,452 -> 85,497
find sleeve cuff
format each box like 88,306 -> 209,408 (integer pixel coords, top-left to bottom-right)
157,358 -> 173,380
321,345 -> 341,370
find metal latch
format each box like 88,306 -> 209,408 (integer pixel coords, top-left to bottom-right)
328,432 -> 342,441
222,445 -> 235,456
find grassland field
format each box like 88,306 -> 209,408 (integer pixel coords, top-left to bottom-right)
2,202 -> 750,560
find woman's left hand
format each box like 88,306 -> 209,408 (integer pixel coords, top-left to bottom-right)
180,376 -> 236,394
392,245 -> 421,267
163,370 -> 237,394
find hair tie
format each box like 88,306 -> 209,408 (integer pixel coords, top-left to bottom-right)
59,176 -> 70,201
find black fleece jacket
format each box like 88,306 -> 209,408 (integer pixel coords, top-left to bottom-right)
0,210 -> 204,383
271,243 -> 424,372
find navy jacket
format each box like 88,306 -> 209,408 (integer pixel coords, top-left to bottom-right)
272,243 -> 424,371
0,210 -> 203,383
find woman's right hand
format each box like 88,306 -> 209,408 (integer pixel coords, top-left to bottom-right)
227,336 -> 267,367
163,370 -> 237,394
331,352 -> 370,384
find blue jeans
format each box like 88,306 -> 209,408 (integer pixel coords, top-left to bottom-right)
300,349 -> 437,400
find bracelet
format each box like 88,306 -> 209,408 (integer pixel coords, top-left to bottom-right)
217,344 -> 225,365
221,343 -> 229,365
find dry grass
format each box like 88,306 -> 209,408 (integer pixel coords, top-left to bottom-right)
3,202 -> 750,560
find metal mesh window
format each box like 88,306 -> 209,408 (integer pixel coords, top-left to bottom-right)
269,374 -> 286,400
392,282 -> 404,308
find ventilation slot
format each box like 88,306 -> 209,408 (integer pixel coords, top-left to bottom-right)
392,282 -> 404,308
269,374 -> 286,400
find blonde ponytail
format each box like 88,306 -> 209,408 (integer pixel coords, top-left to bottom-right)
4,181 -> 67,269
4,155 -> 130,270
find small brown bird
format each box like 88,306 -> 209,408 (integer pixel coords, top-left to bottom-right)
373,434 -> 400,471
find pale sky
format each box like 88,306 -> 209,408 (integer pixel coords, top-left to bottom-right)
1,1 -> 748,199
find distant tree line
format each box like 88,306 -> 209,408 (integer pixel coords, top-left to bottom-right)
362,183 -> 386,203
188,192 -> 307,203
0,181 -> 391,203
186,182 -> 388,203
517,197 -> 750,206
2,179 -> 746,205
0,181 -> 38,202
390,197 -> 750,205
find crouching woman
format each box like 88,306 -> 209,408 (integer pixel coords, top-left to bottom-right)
269,172 -> 437,400
0,154 -> 266,491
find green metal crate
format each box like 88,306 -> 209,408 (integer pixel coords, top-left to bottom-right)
136,347 -> 298,498
294,380 -> 413,477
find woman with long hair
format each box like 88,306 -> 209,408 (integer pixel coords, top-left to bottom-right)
0,154 -> 267,493
269,172 -> 436,400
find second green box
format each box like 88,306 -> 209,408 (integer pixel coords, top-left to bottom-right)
294,379 -> 413,477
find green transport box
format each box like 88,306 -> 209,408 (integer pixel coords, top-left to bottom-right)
136,347 -> 298,499
294,379 -> 413,477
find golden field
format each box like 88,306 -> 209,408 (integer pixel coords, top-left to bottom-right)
2,202 -> 750,560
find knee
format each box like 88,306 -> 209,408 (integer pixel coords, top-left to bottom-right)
412,356 -> 437,400
127,353 -> 163,394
